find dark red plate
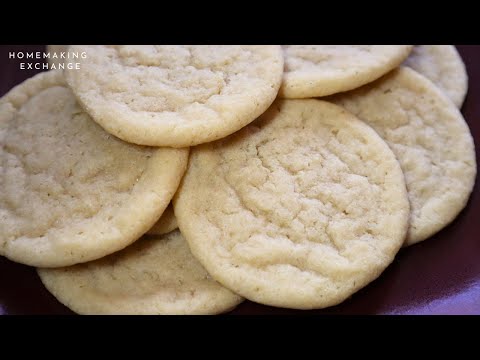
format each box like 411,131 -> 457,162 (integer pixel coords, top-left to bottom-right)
1,45 -> 479,315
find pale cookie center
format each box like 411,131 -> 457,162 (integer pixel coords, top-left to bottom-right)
203,121 -> 394,279
0,86 -> 152,241
92,45 -> 259,114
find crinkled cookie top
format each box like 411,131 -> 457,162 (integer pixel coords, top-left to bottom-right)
174,99 -> 410,309
65,45 -> 284,147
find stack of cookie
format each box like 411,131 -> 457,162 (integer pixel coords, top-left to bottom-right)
0,45 -> 475,314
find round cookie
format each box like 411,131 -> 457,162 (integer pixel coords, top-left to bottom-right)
330,67 -> 476,245
146,203 -> 178,236
404,45 -> 468,108
174,99 -> 410,310
46,45 -> 68,67
0,71 -> 189,268
280,45 -> 413,98
64,45 -> 284,147
38,230 -> 243,315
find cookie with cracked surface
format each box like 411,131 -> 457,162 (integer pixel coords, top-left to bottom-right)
174,99 -> 410,309
330,67 -> 476,245
404,45 -> 468,108
280,45 -> 412,98
38,230 -> 243,315
146,203 -> 178,235
64,45 -> 284,147
0,70 -> 189,267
